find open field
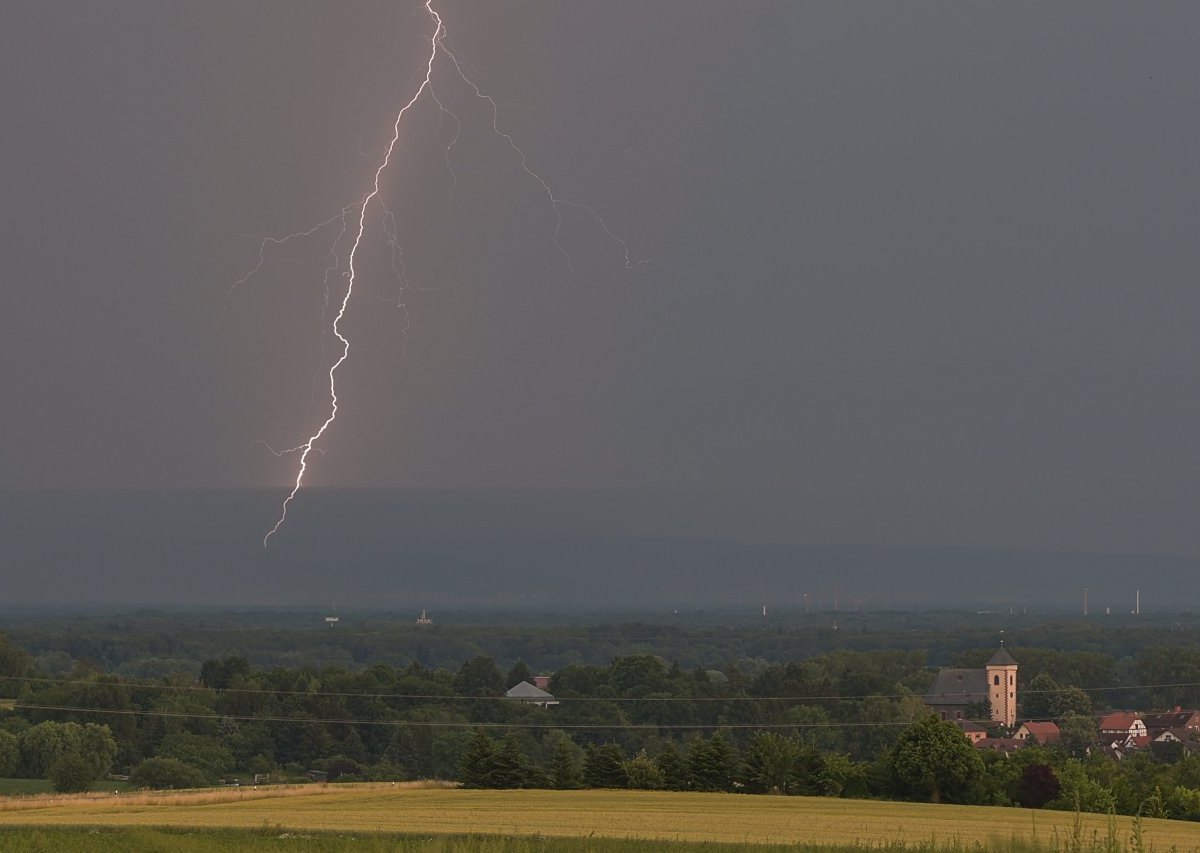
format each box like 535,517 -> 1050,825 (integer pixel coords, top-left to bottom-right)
0,826 -> 868,853
3,786 -> 1200,849
0,778 -> 135,796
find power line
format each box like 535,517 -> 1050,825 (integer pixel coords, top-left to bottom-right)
3,673 -> 1200,704
8,702 -> 956,731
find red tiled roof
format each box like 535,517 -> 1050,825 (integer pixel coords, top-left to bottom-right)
976,738 -> 1023,753
1097,712 -> 1142,731
1018,721 -> 1060,743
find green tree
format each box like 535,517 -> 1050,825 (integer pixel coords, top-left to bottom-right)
688,731 -> 737,792
1016,763 -> 1061,809
49,752 -> 94,793
77,724 -> 117,781
454,657 -> 504,697
794,745 -> 830,796
609,655 -> 668,697
486,732 -> 536,788
129,757 -> 208,790
743,731 -> 800,794
821,752 -> 868,798
1048,687 -> 1092,719
0,730 -> 18,777
786,705 -> 837,751
384,727 -> 421,778
459,729 -> 495,788
656,741 -> 689,790
1048,759 -> 1116,813
891,716 -> 984,804
548,733 -> 583,790
1058,714 -> 1098,758
0,633 -> 32,692
1021,673 -> 1060,719
19,721 -> 83,778
623,749 -> 665,790
505,661 -> 534,689
1165,785 -> 1200,821
198,656 -> 250,690
155,733 -> 233,782
583,743 -> 627,788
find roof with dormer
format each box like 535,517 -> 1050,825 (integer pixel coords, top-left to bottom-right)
1143,709 -> 1200,732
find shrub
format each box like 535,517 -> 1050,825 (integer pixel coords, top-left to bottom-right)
49,752 -> 93,793
129,757 -> 208,790
1016,763 -> 1061,809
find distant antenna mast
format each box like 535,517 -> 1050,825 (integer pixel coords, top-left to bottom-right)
1083,587 -> 1088,617
1135,589 -> 1141,616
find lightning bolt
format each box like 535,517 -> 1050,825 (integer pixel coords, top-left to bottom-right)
251,1 -> 668,545
262,1 -> 444,546
438,43 -> 677,276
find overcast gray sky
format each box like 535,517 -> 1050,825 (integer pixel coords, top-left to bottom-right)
3,2 -> 1200,565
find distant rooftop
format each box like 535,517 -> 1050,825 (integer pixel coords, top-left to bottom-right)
505,680 -> 556,702
987,646 -> 1017,666
925,668 -> 988,705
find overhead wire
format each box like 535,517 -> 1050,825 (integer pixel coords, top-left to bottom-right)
8,702 -> 991,731
2,673 -> 1198,704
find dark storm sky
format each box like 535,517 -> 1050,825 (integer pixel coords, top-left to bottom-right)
3,1 -> 1200,562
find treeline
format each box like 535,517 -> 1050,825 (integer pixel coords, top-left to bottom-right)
5,609 -> 1200,685
3,645 -> 941,780
0,720 -> 116,792
3,631 -> 1200,819
457,729 -> 862,796
455,719 -> 1200,822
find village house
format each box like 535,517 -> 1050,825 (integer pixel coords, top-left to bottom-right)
505,680 -> 560,708
1153,728 -> 1200,748
975,737 -> 1023,754
1014,720 -> 1060,745
1142,707 -> 1200,738
1096,711 -> 1147,738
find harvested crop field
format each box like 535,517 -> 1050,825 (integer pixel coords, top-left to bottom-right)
3,786 -> 1200,849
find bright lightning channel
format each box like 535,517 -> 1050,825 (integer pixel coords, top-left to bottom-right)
254,1 -> 661,545
261,1 -> 444,546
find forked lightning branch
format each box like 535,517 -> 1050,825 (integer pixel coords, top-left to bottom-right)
230,2 -> 660,545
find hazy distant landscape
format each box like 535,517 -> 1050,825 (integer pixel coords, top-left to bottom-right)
2,488 -> 1196,611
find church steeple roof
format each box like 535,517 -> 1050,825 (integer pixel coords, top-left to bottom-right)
987,646 -> 1017,666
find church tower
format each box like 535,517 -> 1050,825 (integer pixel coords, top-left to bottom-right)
986,646 -> 1018,728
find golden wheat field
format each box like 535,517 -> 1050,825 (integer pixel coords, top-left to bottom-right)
3,785 -> 1200,848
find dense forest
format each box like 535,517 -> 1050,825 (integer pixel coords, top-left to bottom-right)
2,610 -> 1200,818
3,608 -> 1200,681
